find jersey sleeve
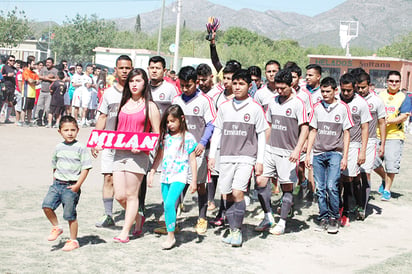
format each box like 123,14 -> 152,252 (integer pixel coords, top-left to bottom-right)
296,97 -> 308,125
400,95 -> 412,114
203,95 -> 216,124
376,97 -> 387,119
309,105 -> 318,129
98,92 -> 109,114
255,105 -> 269,133
213,106 -> 224,129
342,104 -> 354,130
360,99 -> 373,124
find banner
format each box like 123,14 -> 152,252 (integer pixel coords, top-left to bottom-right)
87,130 -> 159,151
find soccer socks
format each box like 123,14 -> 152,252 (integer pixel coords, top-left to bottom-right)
225,201 -> 235,229
353,179 -> 362,208
198,192 -> 208,219
208,176 -> 218,202
257,183 -> 272,213
280,192 -> 293,220
233,200 -> 246,229
103,198 -> 114,217
342,181 -> 351,216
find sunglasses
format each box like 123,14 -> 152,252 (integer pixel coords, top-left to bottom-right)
388,80 -> 400,83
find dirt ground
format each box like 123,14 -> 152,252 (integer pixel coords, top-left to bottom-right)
1,123 -> 411,273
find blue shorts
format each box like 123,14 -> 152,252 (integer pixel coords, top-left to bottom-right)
42,179 -> 81,221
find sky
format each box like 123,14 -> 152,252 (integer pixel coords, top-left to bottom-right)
3,0 -> 346,24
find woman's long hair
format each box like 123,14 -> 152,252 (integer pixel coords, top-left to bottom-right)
115,68 -> 153,132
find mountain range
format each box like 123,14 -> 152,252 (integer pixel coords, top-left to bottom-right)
112,0 -> 412,50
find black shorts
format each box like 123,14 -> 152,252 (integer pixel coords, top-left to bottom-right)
22,97 -> 35,111
50,105 -> 65,116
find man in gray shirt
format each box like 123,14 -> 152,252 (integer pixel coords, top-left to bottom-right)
37,57 -> 58,126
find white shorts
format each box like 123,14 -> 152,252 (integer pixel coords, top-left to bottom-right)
187,151 -> 208,184
101,149 -> 115,174
341,144 -> 360,177
299,151 -> 306,163
262,151 -> 298,184
72,86 -> 91,109
14,91 -> 22,112
360,141 -> 377,173
218,162 -> 254,194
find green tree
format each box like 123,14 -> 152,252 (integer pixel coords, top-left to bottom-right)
52,14 -> 117,62
0,7 -> 32,48
378,32 -> 412,59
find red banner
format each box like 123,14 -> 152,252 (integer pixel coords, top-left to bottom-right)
87,130 -> 159,151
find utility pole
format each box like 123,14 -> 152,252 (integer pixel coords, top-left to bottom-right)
156,0 -> 166,55
173,0 -> 182,72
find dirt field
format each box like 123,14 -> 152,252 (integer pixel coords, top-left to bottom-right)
1,124 -> 411,273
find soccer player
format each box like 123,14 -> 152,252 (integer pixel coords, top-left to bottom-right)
255,69 -> 308,235
355,72 -> 386,218
172,66 -> 216,235
339,73 -> 372,226
305,77 -> 353,234
209,69 -> 268,246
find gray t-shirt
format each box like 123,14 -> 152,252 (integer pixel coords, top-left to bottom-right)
98,85 -> 123,131
40,67 -> 58,93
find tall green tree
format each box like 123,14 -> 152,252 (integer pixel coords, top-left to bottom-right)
378,32 -> 412,59
0,7 -> 31,48
52,14 -> 117,62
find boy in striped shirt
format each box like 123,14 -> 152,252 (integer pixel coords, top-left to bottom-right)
42,116 -> 92,251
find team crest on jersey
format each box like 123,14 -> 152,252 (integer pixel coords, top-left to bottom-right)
334,114 -> 341,122
351,106 -> 358,113
369,103 -> 374,110
286,108 -> 292,116
193,106 -> 200,114
244,113 -> 251,122
159,93 -> 165,100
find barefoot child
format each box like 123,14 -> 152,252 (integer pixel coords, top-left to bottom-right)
42,116 -> 92,251
148,104 -> 198,249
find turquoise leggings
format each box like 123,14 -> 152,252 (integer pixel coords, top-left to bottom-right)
161,182 -> 186,232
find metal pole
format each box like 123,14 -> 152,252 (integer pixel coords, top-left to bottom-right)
156,0 -> 166,55
173,0 -> 182,72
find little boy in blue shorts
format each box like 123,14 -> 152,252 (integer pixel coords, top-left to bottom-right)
42,115 -> 92,251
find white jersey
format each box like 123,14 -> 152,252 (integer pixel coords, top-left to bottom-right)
296,86 -> 313,115
266,94 -> 307,156
71,73 -> 91,90
340,94 -> 372,146
212,90 -> 234,111
150,80 -> 179,115
213,97 -> 268,164
309,100 -> 354,155
363,92 -> 386,141
172,91 -> 216,142
253,85 -> 276,111
206,84 -> 224,100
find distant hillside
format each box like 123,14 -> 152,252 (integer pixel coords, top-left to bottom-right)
112,0 -> 412,50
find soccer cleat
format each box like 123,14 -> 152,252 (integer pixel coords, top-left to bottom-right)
209,216 -> 225,227
356,208 -> 366,221
95,215 -> 115,228
231,229 -> 243,247
381,190 -> 391,201
62,239 -> 80,251
269,224 -> 285,235
327,218 -> 339,234
47,226 -> 63,241
195,218 -> 208,235
314,219 -> 328,232
254,219 -> 275,232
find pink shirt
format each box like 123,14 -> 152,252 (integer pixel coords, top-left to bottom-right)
117,100 -> 151,133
